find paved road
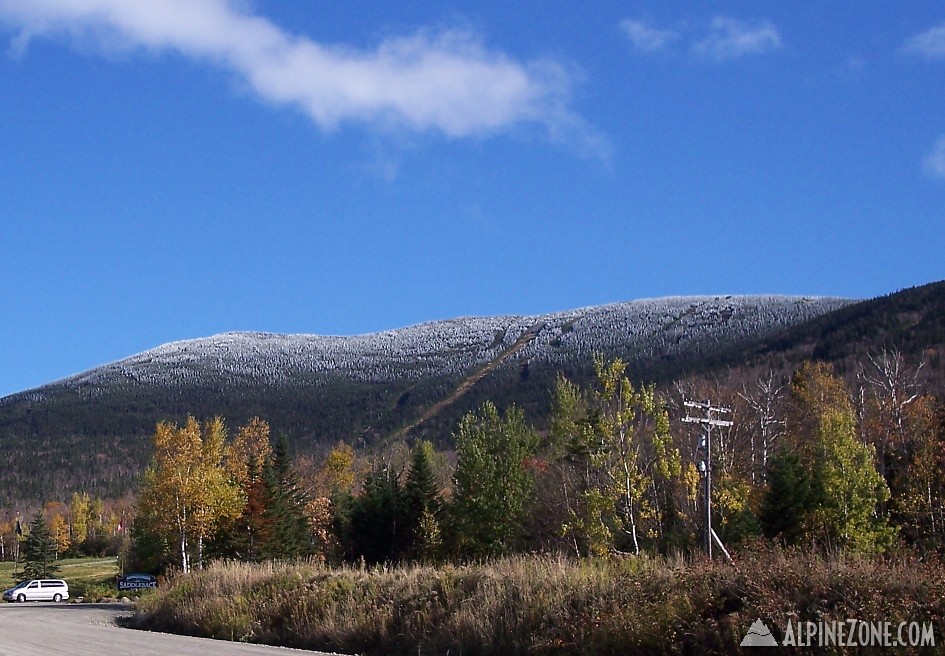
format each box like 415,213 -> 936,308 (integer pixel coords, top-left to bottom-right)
0,603 -> 338,656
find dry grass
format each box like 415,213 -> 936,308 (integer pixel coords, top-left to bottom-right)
132,546 -> 945,655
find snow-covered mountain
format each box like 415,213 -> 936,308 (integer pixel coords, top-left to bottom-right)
12,295 -> 848,401
0,293 -> 857,504
6,280 -> 945,507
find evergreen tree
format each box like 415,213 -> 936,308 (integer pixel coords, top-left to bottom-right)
759,451 -> 811,545
21,512 -> 59,581
125,516 -> 172,574
261,434 -> 313,559
347,467 -> 403,564
402,441 -> 442,561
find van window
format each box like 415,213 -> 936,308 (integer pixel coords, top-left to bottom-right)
27,582 -> 38,589
41,581 -> 64,588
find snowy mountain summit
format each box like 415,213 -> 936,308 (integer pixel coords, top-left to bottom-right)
26,295 -> 848,398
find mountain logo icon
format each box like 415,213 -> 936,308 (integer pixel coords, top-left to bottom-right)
741,618 -> 779,647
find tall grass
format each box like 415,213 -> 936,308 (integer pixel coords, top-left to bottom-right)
132,546 -> 945,655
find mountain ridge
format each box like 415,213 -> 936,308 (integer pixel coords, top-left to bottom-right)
0,292 -> 860,504
4,294 -> 848,402
12,283 -> 945,507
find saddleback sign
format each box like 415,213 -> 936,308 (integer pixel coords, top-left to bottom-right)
117,573 -> 158,591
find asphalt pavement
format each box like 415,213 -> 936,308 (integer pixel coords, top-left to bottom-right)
0,602 -> 339,656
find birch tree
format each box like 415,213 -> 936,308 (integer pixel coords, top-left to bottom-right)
69,492 -> 92,547
738,370 -> 786,483
136,417 -> 243,573
856,349 -> 925,479
553,357 -> 683,556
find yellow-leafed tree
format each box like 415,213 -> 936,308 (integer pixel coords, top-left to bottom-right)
136,416 -> 244,572
225,416 -> 272,488
49,514 -> 71,556
69,492 -> 91,546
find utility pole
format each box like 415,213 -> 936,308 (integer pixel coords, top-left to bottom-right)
683,400 -> 732,560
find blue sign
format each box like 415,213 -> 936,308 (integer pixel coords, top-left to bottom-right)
117,573 -> 157,591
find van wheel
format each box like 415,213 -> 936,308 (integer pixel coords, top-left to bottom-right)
53,593 -> 62,602
16,593 -> 25,603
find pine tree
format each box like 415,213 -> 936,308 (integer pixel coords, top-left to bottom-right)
402,440 -> 442,561
21,512 -> 59,581
261,434 -> 313,559
759,451 -> 811,545
347,467 -> 403,564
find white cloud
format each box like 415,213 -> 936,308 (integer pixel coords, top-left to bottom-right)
0,0 -> 602,152
924,136 -> 945,179
693,17 -> 781,62
619,19 -> 679,54
903,23 -> 945,58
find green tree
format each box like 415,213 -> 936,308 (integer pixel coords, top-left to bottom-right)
347,467 -> 403,564
713,473 -> 761,545
21,511 -> 59,581
450,402 -> 537,558
759,451 -> 811,545
810,409 -> 895,552
550,358 -> 686,557
402,440 -> 442,561
261,434 -> 313,559
125,515 -> 171,574
789,362 -> 896,553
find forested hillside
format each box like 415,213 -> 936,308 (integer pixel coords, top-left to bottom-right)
0,294 -> 849,504
0,283 -> 943,506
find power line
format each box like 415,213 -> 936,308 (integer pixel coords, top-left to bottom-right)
682,400 -> 732,560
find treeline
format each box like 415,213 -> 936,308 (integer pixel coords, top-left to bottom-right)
0,493 -> 130,564
115,350 -> 944,574
7,350 -> 939,572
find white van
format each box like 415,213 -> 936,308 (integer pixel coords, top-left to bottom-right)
2,579 -> 69,603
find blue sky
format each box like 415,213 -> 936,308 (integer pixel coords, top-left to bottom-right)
1,1 -> 944,398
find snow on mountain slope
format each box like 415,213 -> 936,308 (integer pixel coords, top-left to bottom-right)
10,295 -> 851,401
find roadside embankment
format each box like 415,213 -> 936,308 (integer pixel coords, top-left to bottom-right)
131,547 -> 945,655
